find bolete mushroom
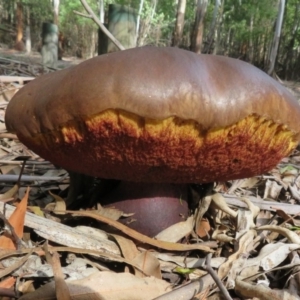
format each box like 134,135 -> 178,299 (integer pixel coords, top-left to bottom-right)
5,47 -> 300,236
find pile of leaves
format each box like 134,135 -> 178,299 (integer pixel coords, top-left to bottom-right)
1,70 -> 300,300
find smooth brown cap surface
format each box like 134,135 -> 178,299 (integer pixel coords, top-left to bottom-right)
5,47 -> 300,183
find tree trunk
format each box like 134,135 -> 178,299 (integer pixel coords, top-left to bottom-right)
212,0 -> 224,55
190,0 -> 208,54
172,0 -> 187,47
53,0 -> 60,25
99,0 -> 104,23
204,0 -> 220,53
136,0 -> 145,45
15,1 -> 24,51
248,13 -> 254,63
137,0 -> 157,47
283,2 -> 300,79
25,4 -> 31,54
267,0 -> 285,75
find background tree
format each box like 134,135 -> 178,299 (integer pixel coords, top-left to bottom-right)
15,1 -> 24,50
172,0 -> 186,47
0,0 -> 299,79
190,0 -> 208,53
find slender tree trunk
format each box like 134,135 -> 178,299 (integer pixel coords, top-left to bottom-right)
99,0 -> 104,23
205,0 -> 220,53
212,0 -> 224,55
172,0 -> 187,47
136,0 -> 144,45
190,0 -> 208,54
15,1 -> 24,51
53,0 -> 60,25
248,13 -> 254,63
283,2 -> 300,79
25,3 -> 31,54
137,0 -> 157,47
267,0 -> 285,75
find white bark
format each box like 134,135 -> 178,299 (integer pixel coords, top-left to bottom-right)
267,0 -> 285,75
99,0 -> 104,23
53,0 -> 60,25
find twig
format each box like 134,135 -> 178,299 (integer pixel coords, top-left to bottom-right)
204,253 -> 233,300
73,10 -> 91,18
79,0 -> 125,51
0,133 -> 18,139
0,288 -> 17,298
0,174 -> 67,182
17,158 -> 28,187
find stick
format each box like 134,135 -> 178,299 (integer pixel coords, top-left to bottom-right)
79,0 -> 125,51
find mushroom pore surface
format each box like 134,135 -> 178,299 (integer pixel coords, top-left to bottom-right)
5,46 -> 300,183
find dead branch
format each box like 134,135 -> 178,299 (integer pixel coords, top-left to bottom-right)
78,0 -> 125,51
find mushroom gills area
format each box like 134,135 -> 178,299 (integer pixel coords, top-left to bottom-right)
22,109 -> 297,183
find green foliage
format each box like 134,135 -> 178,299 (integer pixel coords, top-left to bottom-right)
1,0 -> 299,77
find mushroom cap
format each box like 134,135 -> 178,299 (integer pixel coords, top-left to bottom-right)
5,47 -> 300,183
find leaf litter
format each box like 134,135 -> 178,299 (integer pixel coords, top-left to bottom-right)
1,73 -> 300,299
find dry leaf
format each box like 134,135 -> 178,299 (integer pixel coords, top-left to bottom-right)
0,187 -> 29,249
263,180 -> 282,200
111,234 -> 139,261
218,230 -> 256,279
257,225 -> 300,244
196,218 -> 211,238
155,216 -> 194,242
96,204 -> 127,221
18,271 -> 172,300
239,243 -> 300,279
0,276 -> 16,288
0,184 -> 18,201
48,191 -> 66,215
132,251 -> 162,279
212,193 -> 237,218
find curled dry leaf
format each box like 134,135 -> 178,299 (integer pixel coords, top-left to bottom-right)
257,225 -> 300,244
96,204 -> 129,221
195,194 -> 212,235
212,224 -> 234,243
0,184 -> 18,201
239,243 -> 300,279
155,216 -> 194,243
0,186 -> 29,250
212,193 -> 237,218
239,197 -> 260,218
48,191 -> 66,215
196,218 -> 211,238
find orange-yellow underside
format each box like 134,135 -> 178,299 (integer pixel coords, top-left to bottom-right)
20,109 -> 298,183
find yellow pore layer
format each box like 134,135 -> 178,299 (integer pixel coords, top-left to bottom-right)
27,109 -> 298,183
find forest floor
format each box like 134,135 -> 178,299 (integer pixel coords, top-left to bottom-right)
0,47 -> 84,69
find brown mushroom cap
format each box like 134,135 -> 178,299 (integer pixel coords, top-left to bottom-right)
5,47 -> 300,183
